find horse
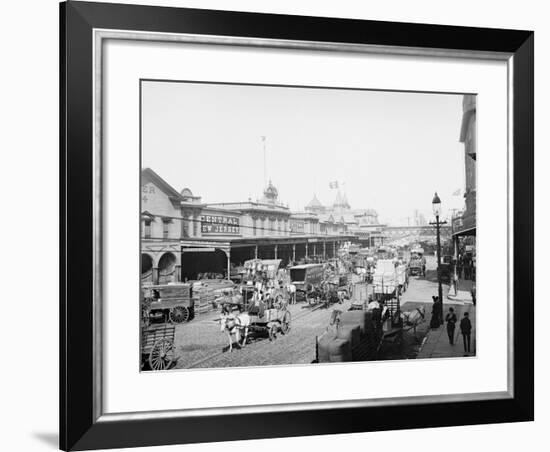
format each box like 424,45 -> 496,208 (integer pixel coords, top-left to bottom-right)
329,309 -> 343,326
219,309 -> 251,352
401,306 -> 426,331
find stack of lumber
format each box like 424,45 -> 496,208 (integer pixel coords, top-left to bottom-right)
192,280 -> 235,314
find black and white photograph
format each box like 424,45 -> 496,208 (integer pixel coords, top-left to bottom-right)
140,81 -> 477,371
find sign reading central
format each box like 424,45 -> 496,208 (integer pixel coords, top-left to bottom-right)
201,215 -> 240,234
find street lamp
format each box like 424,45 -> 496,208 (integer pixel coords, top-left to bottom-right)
430,192 -> 447,323
432,192 -> 442,217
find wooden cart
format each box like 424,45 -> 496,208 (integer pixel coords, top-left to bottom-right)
248,304 -> 292,341
141,324 -> 176,371
143,283 -> 194,324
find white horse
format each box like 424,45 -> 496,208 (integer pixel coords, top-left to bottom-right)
401,306 -> 426,328
220,311 -> 251,352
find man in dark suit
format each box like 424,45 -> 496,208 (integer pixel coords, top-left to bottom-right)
445,307 -> 457,345
460,312 -> 472,354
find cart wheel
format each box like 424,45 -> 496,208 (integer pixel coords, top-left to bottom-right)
148,339 -> 174,370
170,306 -> 190,324
281,311 -> 291,334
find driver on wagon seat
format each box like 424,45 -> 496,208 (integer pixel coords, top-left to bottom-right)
248,289 -> 266,318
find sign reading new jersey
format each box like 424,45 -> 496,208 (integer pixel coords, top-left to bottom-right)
201,215 -> 240,234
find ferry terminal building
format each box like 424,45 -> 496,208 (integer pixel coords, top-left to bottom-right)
141,168 -> 355,284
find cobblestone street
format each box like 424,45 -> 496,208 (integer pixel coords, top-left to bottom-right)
164,256 -> 474,369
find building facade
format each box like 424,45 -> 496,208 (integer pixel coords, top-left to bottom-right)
453,94 -> 477,237
304,191 -> 384,247
141,169 -> 353,283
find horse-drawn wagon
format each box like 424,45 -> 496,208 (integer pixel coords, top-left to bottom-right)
142,283 -> 194,324
249,296 -> 292,341
218,258 -> 292,350
219,295 -> 292,350
372,259 -> 405,303
408,247 -> 426,276
305,279 -> 344,308
289,263 -> 324,302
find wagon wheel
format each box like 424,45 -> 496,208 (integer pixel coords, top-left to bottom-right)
148,339 -> 174,370
281,311 -> 291,334
169,306 -> 190,324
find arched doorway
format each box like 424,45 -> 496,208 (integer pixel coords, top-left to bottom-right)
158,252 -> 176,284
180,249 -> 227,281
141,253 -> 153,285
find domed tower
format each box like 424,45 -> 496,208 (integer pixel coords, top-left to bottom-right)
365,209 -> 379,225
180,187 -> 201,204
262,180 -> 279,205
180,187 -> 193,201
305,194 -> 325,214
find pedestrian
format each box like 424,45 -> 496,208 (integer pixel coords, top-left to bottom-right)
460,311 -> 472,354
430,296 -> 441,329
457,254 -> 463,279
464,256 -> 471,280
445,307 -> 457,345
287,283 -> 296,304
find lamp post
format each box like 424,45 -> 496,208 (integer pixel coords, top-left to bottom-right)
430,192 -> 447,323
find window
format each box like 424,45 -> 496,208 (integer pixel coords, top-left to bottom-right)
192,215 -> 198,237
162,219 -> 170,239
144,220 -> 151,239
253,218 -> 257,236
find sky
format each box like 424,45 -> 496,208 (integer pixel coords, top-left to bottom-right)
142,81 -> 468,225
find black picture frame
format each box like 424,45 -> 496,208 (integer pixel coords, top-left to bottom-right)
60,1 -> 534,450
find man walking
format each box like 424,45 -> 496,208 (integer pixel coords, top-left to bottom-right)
445,307 -> 457,345
460,312 -> 472,354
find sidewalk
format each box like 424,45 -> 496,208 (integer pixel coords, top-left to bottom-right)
417,298 -> 476,359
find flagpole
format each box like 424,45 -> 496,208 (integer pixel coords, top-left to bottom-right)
261,136 -> 267,188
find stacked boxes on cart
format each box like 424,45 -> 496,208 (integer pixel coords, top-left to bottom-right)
192,280 -> 235,314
